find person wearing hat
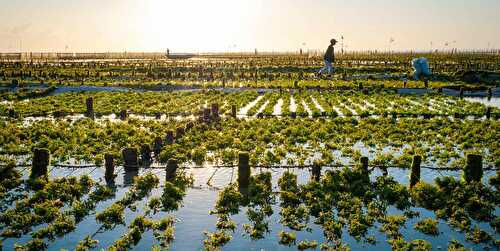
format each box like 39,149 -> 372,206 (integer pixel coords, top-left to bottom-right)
318,39 -> 337,76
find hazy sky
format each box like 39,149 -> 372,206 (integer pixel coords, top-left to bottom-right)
1,0 -> 499,52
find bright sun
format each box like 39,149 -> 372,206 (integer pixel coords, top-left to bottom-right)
142,0 -> 252,52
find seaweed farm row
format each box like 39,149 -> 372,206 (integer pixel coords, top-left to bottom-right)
1,90 -> 499,119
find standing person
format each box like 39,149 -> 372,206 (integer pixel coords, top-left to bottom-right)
318,39 -> 337,76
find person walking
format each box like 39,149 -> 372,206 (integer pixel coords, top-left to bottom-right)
318,39 -> 337,76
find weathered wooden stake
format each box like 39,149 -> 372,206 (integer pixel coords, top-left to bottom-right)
463,154 -> 483,183
203,108 -> 211,121
104,153 -> 115,181
409,155 -> 421,188
486,107 -> 491,119
231,105 -> 237,118
238,152 -> 251,189
176,127 -> 185,139
312,164 -> 321,181
359,156 -> 369,174
31,148 -> 50,179
85,97 -> 94,119
211,103 -> 219,118
185,122 -> 194,131
166,158 -> 178,180
122,148 -> 138,171
153,137 -> 163,157
140,144 -> 152,164
459,88 -> 464,98
119,110 -> 127,120
165,130 -> 174,144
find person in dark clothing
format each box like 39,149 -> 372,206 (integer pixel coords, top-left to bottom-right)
319,39 -> 337,75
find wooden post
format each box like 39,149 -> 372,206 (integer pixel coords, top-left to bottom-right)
486,107 -> 491,119
122,148 -> 138,171
487,88 -> 492,98
185,122 -> 194,131
119,110 -> 127,120
409,155 -> 421,188
203,108 -> 211,121
7,108 -> 17,118
165,130 -> 174,144
31,148 -> 50,179
166,158 -> 178,180
85,97 -> 94,119
359,156 -> 369,174
291,112 -> 297,118
104,153 -> 115,182
211,103 -> 219,118
153,137 -> 163,157
312,164 -> 321,181
463,154 -> 483,183
231,105 -> 237,118
238,152 -> 250,189
176,127 -> 185,139
459,88 -> 464,98
140,144 -> 152,164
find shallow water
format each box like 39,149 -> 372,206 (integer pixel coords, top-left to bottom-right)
465,97 -> 500,109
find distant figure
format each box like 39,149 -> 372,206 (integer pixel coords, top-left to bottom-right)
318,39 -> 337,76
412,57 -> 431,80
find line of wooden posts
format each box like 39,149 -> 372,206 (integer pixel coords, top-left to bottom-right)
30,147 -> 485,189
85,97 -> 238,121
85,97 -> 494,120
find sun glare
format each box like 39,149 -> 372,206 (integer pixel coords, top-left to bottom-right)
142,0 -> 252,52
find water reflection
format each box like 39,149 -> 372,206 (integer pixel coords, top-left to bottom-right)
123,169 -> 139,186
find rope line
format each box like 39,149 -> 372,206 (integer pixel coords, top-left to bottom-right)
3,163 -> 499,172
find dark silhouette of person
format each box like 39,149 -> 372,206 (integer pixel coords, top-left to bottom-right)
319,39 -> 337,75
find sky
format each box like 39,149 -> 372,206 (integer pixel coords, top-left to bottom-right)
0,0 -> 499,53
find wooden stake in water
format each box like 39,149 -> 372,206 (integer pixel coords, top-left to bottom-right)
312,164 -> 321,181
119,110 -> 127,120
122,148 -> 139,171
140,144 -> 152,164
186,122 -> 194,131
104,153 -> 115,182
203,108 -> 211,121
360,156 -> 369,173
238,152 -> 251,189
166,158 -> 178,180
231,105 -> 237,118
409,155 -> 421,188
153,137 -> 163,157
31,148 -> 50,179
211,103 -> 219,118
85,97 -> 94,119
165,130 -> 174,144
176,127 -> 185,139
463,154 -> 482,183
